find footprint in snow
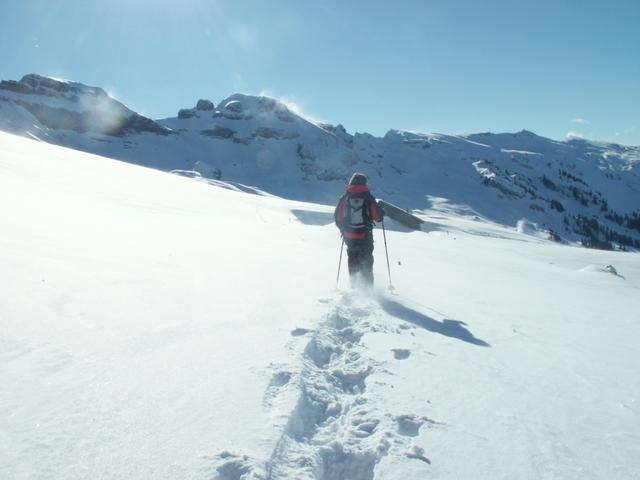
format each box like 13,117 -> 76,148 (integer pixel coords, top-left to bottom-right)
269,371 -> 293,388
262,370 -> 295,408
290,327 -> 313,336
352,418 -> 380,438
213,451 -> 262,480
391,348 -> 411,360
396,414 -> 438,437
406,445 -> 431,464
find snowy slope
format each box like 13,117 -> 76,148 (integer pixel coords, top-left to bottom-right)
1,74 -> 640,249
1,131 -> 639,479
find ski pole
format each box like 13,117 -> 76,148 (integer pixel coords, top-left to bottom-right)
335,238 -> 345,289
381,219 -> 394,291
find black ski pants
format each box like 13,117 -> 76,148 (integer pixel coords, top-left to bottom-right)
346,234 -> 374,285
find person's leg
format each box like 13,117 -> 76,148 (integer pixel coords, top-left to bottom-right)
346,241 -> 360,276
347,240 -> 365,284
363,236 -> 375,285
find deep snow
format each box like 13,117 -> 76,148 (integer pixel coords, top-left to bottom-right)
1,132 -> 639,479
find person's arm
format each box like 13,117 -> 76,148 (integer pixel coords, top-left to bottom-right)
369,196 -> 383,222
334,195 -> 347,229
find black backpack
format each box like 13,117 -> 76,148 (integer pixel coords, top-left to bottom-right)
337,192 -> 372,232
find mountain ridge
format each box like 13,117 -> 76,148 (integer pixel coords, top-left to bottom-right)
1,73 -> 639,249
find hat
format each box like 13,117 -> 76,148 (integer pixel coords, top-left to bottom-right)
348,172 -> 368,186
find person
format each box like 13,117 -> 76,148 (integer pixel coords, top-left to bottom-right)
334,173 -> 384,286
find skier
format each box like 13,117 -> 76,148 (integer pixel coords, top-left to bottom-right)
334,173 -> 384,286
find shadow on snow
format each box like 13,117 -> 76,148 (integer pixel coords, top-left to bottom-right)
379,299 -> 490,347
291,209 -> 334,226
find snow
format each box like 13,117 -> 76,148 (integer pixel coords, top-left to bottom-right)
500,148 -> 543,156
2,74 -> 640,250
1,130 -> 640,479
0,132 -> 334,478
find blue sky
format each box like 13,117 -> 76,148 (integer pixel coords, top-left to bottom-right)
1,0 -> 638,144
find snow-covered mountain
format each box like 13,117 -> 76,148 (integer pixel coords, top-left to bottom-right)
2,131 -> 639,480
0,74 -> 170,138
1,74 -> 639,249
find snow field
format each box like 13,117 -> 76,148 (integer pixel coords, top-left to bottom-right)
0,132 -> 334,478
1,132 -> 639,479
